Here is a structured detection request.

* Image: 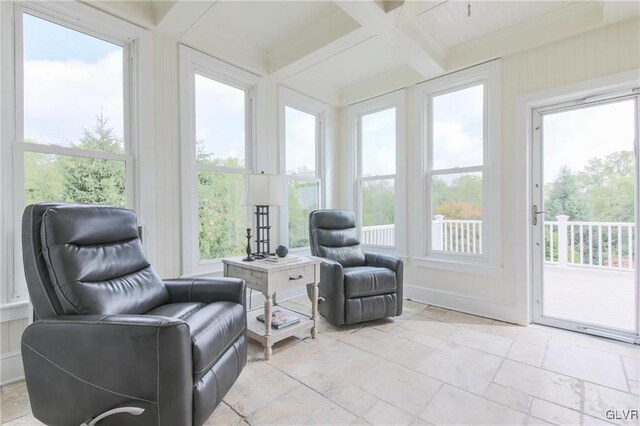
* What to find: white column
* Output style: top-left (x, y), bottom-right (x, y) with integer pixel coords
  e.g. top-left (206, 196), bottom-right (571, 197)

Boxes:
top-left (432, 215), bottom-right (444, 251)
top-left (556, 215), bottom-right (569, 268)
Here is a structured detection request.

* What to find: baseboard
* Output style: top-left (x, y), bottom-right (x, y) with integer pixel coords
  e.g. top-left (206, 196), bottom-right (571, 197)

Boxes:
top-left (1, 351), bottom-right (25, 386)
top-left (404, 284), bottom-right (526, 325)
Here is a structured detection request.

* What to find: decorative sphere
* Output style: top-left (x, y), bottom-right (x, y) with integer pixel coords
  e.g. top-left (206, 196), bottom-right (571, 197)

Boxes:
top-left (275, 245), bottom-right (289, 258)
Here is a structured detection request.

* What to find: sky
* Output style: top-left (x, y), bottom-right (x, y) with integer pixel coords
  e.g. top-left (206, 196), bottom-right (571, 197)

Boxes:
top-left (362, 107), bottom-right (396, 176)
top-left (285, 106), bottom-right (315, 177)
top-left (23, 13), bottom-right (124, 147)
top-left (542, 99), bottom-right (635, 184)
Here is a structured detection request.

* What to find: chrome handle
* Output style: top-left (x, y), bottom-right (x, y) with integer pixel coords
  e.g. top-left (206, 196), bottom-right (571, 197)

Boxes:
top-left (289, 275), bottom-right (303, 280)
top-left (532, 204), bottom-right (548, 226)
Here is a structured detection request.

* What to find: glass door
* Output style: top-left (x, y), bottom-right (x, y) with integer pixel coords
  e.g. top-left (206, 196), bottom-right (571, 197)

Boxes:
top-left (532, 94), bottom-right (639, 342)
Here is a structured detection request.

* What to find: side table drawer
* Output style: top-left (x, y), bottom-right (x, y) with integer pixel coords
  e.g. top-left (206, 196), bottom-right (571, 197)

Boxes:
top-left (226, 264), bottom-right (267, 288)
top-left (269, 264), bottom-right (316, 290)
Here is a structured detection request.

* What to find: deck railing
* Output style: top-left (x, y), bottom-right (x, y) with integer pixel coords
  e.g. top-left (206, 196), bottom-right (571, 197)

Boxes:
top-left (545, 215), bottom-right (635, 270)
top-left (361, 215), bottom-right (636, 271)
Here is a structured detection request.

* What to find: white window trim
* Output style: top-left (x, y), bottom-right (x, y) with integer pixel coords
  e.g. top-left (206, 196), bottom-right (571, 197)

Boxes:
top-left (415, 60), bottom-right (502, 275)
top-left (279, 86), bottom-right (327, 253)
top-left (0, 1), bottom-right (151, 306)
top-left (179, 45), bottom-right (259, 276)
top-left (347, 90), bottom-right (407, 257)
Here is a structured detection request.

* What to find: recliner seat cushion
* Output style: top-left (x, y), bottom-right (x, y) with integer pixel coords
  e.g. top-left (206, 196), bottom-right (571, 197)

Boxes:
top-left (39, 204), bottom-right (169, 315)
top-left (182, 302), bottom-right (246, 380)
top-left (145, 302), bottom-right (205, 320)
top-left (344, 266), bottom-right (396, 298)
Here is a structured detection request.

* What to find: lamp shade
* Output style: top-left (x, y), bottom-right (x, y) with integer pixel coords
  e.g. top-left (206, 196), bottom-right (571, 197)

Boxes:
top-left (241, 172), bottom-right (283, 206)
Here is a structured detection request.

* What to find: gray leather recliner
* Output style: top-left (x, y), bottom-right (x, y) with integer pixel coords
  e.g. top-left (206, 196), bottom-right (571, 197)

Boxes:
top-left (308, 209), bottom-right (403, 325)
top-left (20, 203), bottom-right (247, 426)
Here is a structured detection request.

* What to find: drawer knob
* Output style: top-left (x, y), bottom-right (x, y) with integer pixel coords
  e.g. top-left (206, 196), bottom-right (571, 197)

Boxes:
top-left (289, 274), bottom-right (303, 280)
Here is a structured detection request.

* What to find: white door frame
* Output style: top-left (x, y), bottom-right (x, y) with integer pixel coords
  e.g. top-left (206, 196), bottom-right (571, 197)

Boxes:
top-left (531, 91), bottom-right (640, 344)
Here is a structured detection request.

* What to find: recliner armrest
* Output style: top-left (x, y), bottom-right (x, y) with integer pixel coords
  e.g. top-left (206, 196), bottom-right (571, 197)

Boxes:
top-left (163, 277), bottom-right (246, 306)
top-left (21, 315), bottom-right (193, 425)
top-left (365, 252), bottom-right (402, 272)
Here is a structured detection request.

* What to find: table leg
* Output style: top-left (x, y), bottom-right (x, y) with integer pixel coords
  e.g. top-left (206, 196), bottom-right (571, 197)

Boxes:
top-left (264, 294), bottom-right (273, 360)
top-left (311, 269), bottom-right (319, 339)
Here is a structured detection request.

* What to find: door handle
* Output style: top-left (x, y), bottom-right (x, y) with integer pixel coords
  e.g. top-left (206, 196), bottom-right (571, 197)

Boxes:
top-left (532, 204), bottom-right (548, 226)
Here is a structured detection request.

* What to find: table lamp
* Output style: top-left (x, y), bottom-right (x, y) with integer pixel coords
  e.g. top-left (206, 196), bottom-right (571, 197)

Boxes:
top-left (241, 171), bottom-right (283, 258)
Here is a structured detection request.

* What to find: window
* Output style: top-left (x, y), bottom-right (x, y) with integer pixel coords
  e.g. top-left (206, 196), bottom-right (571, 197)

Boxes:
top-left (1, 4), bottom-right (142, 305)
top-left (349, 91), bottom-right (405, 250)
top-left (20, 11), bottom-right (132, 208)
top-left (281, 89), bottom-right (325, 249)
top-left (420, 60), bottom-right (501, 270)
top-left (180, 46), bottom-right (257, 274)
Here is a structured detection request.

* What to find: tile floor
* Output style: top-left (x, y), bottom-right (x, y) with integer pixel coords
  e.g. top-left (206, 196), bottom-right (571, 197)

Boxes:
top-left (1, 299), bottom-right (639, 425)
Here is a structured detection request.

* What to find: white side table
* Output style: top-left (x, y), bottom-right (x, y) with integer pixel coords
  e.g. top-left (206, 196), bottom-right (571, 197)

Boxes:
top-left (222, 256), bottom-right (321, 360)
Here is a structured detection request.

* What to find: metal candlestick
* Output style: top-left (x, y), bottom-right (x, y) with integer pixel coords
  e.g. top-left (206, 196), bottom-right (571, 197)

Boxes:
top-left (243, 228), bottom-right (254, 261)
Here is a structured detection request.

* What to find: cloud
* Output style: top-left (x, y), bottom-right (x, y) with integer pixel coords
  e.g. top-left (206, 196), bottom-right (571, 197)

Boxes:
top-left (24, 51), bottom-right (124, 146)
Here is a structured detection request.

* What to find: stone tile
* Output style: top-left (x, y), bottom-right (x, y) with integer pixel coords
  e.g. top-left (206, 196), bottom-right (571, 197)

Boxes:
top-left (400, 317), bottom-right (458, 340)
top-left (382, 339), bottom-right (435, 368)
top-left (247, 385), bottom-right (357, 425)
top-left (622, 356), bottom-right (640, 382)
top-left (584, 382), bottom-right (640, 425)
top-left (401, 300), bottom-right (429, 317)
top-left (441, 310), bottom-right (494, 332)
top-left (324, 385), bottom-right (378, 417)
top-left (0, 381), bottom-right (31, 423)
top-left (582, 414), bottom-right (618, 426)
top-left (270, 340), bottom-right (380, 395)
top-left (525, 417), bottom-right (554, 425)
top-left (529, 399), bottom-right (581, 425)
top-left (203, 402), bottom-right (246, 426)
top-left (2, 414), bottom-right (44, 425)
top-left (419, 385), bottom-right (526, 425)
top-left (493, 360), bottom-right (582, 410)
top-left (506, 340), bottom-right (546, 367)
top-left (543, 341), bottom-right (628, 391)
top-left (488, 323), bottom-right (550, 347)
top-left (483, 383), bottom-right (532, 413)
top-left (415, 342), bottom-right (502, 395)
top-left (628, 380), bottom-right (640, 396)
top-left (339, 326), bottom-right (405, 357)
top-left (416, 306), bottom-right (449, 321)
top-left (356, 360), bottom-right (442, 416)
top-left (370, 317), bottom-right (406, 333)
top-left (363, 399), bottom-right (415, 426)
top-left (447, 327), bottom-right (514, 356)
top-left (548, 329), bottom-right (640, 358)
top-left (386, 324), bottom-right (421, 340)
top-left (223, 363), bottom-right (301, 417)
top-left (410, 333), bottom-right (444, 349)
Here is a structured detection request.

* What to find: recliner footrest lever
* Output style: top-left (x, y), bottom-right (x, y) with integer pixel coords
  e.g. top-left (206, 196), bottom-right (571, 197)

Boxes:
top-left (80, 407), bottom-right (145, 426)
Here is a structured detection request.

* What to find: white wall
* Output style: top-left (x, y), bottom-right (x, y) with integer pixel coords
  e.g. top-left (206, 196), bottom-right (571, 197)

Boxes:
top-left (400, 18), bottom-right (640, 325)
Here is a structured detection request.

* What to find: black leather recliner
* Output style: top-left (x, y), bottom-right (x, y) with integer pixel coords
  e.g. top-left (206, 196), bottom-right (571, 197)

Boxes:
top-left (20, 203), bottom-right (247, 426)
top-left (308, 209), bottom-right (403, 325)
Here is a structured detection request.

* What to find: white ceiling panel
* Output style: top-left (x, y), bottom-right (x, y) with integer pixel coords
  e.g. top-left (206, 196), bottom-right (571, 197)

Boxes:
top-left (300, 35), bottom-right (407, 89)
top-left (417, 1), bottom-right (575, 49)
top-left (187, 1), bottom-right (345, 54)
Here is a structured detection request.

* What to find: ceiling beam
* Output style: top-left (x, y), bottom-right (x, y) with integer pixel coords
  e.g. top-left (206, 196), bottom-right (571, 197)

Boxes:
top-left (154, 0), bottom-right (217, 39)
top-left (333, 0), bottom-right (444, 78)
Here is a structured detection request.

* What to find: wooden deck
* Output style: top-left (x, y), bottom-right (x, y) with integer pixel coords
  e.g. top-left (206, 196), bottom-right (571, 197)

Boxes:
top-left (543, 264), bottom-right (637, 332)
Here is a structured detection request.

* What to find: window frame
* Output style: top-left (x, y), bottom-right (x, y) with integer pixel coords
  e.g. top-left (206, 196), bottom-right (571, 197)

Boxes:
top-left (0, 1), bottom-right (149, 306)
top-left (348, 90), bottom-right (406, 255)
top-left (279, 86), bottom-right (327, 252)
top-left (179, 45), bottom-right (258, 276)
top-left (417, 60), bottom-right (502, 274)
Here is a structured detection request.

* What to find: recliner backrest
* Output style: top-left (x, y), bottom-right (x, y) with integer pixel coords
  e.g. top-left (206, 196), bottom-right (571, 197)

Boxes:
top-left (308, 209), bottom-right (366, 267)
top-left (23, 203), bottom-right (168, 317)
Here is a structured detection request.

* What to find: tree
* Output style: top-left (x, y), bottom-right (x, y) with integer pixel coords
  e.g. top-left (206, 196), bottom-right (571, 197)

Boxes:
top-left (432, 174), bottom-right (482, 219)
top-left (545, 166), bottom-right (587, 221)
top-left (62, 113), bottom-right (126, 207)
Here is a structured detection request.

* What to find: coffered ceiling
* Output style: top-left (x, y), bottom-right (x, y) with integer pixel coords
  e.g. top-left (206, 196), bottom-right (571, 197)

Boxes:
top-left (88, 0), bottom-right (640, 105)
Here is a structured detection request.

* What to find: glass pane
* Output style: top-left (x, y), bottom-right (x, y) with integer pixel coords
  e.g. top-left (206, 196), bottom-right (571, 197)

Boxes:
top-left (198, 171), bottom-right (245, 260)
top-left (195, 74), bottom-right (245, 168)
top-left (285, 107), bottom-right (316, 178)
top-left (25, 152), bottom-right (125, 207)
top-left (541, 99), bottom-right (637, 332)
top-left (431, 172), bottom-right (483, 254)
top-left (361, 178), bottom-right (394, 246)
top-left (23, 13), bottom-right (124, 152)
top-left (288, 180), bottom-right (319, 248)
top-left (432, 84), bottom-right (483, 170)
top-left (362, 108), bottom-right (396, 176)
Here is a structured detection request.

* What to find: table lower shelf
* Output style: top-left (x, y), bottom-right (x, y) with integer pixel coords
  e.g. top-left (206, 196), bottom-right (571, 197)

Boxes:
top-left (246, 305), bottom-right (315, 347)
